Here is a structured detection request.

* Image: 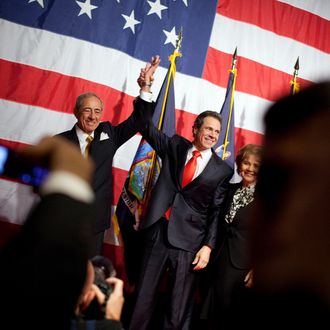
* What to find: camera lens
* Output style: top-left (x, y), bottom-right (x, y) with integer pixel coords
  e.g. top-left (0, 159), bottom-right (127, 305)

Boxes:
top-left (93, 266), bottom-right (112, 298)
top-left (91, 255), bottom-right (116, 278)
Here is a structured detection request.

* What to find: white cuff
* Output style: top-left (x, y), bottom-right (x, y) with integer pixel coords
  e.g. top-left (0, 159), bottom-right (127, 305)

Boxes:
top-left (40, 171), bottom-right (94, 203)
top-left (140, 90), bottom-right (153, 102)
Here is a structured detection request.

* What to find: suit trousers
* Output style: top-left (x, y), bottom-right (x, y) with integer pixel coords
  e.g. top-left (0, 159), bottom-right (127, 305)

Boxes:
top-left (129, 218), bottom-right (198, 330)
top-left (202, 242), bottom-right (248, 330)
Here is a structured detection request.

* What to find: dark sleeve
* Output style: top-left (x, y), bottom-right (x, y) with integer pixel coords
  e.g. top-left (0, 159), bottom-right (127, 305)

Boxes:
top-left (136, 98), bottom-right (172, 159)
top-left (95, 319), bottom-right (123, 330)
top-left (0, 193), bottom-right (94, 265)
top-left (71, 319), bottom-right (123, 330)
top-left (203, 166), bottom-right (233, 249)
top-left (112, 96), bottom-right (155, 148)
top-left (22, 193), bottom-right (94, 256)
top-left (0, 193), bottom-right (95, 327)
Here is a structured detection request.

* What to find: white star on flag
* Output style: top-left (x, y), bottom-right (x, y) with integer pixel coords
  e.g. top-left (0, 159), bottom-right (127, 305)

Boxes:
top-left (147, 0), bottom-right (168, 19)
top-left (122, 10), bottom-right (141, 34)
top-left (28, 0), bottom-right (44, 8)
top-left (163, 26), bottom-right (177, 47)
top-left (76, 0), bottom-right (98, 19)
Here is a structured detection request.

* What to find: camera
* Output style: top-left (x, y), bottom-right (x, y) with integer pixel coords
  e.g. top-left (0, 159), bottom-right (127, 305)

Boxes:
top-left (0, 144), bottom-right (48, 187)
top-left (92, 255), bottom-right (116, 298)
top-left (81, 255), bottom-right (116, 320)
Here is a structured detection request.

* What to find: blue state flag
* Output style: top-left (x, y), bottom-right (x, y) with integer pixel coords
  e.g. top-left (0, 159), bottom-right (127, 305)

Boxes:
top-left (214, 70), bottom-right (236, 169)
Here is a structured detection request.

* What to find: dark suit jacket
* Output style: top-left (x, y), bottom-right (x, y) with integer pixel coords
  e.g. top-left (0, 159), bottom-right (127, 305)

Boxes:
top-left (214, 182), bottom-right (255, 269)
top-left (139, 101), bottom-right (233, 253)
top-left (71, 318), bottom-right (123, 330)
top-left (58, 99), bottom-right (149, 233)
top-left (0, 193), bottom-right (94, 329)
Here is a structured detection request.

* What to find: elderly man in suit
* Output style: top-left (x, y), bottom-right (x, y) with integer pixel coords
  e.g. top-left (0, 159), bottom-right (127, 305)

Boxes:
top-left (57, 67), bottom-right (159, 255)
top-left (129, 57), bottom-right (234, 330)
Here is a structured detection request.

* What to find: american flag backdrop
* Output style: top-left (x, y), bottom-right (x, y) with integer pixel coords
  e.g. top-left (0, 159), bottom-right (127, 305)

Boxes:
top-left (0, 1), bottom-right (330, 251)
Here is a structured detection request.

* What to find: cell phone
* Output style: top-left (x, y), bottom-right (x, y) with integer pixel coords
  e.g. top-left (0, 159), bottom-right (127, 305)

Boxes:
top-left (0, 145), bottom-right (49, 187)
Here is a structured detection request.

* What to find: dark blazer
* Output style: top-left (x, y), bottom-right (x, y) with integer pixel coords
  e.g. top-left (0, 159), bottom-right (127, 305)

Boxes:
top-left (58, 100), bottom-right (149, 233)
top-left (71, 318), bottom-right (123, 330)
top-left (0, 193), bottom-right (94, 330)
top-left (214, 182), bottom-right (255, 269)
top-left (140, 102), bottom-right (233, 253)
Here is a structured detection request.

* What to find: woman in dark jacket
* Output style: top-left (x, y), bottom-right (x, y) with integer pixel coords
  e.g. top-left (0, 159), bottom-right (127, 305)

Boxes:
top-left (200, 144), bottom-right (263, 330)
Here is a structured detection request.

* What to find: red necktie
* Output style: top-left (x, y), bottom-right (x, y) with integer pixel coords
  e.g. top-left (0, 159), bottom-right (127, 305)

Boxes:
top-left (181, 150), bottom-right (201, 188)
top-left (165, 150), bottom-right (201, 220)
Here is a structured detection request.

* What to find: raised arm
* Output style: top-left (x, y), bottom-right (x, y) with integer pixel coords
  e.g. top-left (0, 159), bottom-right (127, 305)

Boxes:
top-left (111, 55), bottom-right (161, 148)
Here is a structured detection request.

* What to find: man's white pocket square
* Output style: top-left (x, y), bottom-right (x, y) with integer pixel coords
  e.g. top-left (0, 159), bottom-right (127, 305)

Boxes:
top-left (100, 132), bottom-right (109, 141)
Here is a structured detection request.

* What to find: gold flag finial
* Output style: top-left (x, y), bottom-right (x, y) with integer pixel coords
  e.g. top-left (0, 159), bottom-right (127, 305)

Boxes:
top-left (175, 28), bottom-right (183, 53)
top-left (293, 56), bottom-right (300, 79)
top-left (290, 56), bottom-right (300, 95)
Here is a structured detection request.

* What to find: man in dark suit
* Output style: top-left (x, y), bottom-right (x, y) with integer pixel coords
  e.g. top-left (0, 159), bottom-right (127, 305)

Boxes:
top-left (57, 86), bottom-right (158, 255)
top-left (0, 136), bottom-right (93, 329)
top-left (129, 58), bottom-right (234, 330)
top-left (0, 136), bottom-right (126, 330)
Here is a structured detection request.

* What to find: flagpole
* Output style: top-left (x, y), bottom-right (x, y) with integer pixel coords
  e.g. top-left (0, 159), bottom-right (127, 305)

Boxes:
top-left (290, 57), bottom-right (300, 95)
top-left (222, 47), bottom-right (237, 160)
top-left (157, 30), bottom-right (182, 130)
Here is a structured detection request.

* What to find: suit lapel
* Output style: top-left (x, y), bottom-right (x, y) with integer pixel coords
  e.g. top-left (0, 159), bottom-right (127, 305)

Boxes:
top-left (177, 142), bottom-right (191, 187)
top-left (190, 153), bottom-right (218, 186)
top-left (88, 125), bottom-right (103, 157)
top-left (93, 126), bottom-right (102, 142)
top-left (223, 183), bottom-right (241, 214)
top-left (182, 152), bottom-right (223, 188)
top-left (67, 127), bottom-right (80, 146)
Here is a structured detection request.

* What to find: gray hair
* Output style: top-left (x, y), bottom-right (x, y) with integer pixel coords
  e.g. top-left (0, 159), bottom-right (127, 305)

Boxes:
top-left (74, 92), bottom-right (103, 115)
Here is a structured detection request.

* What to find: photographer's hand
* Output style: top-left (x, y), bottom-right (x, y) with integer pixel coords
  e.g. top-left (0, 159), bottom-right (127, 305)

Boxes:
top-left (104, 277), bottom-right (125, 321)
top-left (18, 136), bottom-right (94, 183)
top-left (86, 277), bottom-right (124, 321)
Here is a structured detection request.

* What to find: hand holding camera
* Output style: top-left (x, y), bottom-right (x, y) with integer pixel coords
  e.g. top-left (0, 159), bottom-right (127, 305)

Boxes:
top-left (0, 136), bottom-right (94, 186)
top-left (102, 277), bottom-right (125, 321)
top-left (87, 278), bottom-right (124, 321)
top-left (79, 256), bottom-right (124, 321)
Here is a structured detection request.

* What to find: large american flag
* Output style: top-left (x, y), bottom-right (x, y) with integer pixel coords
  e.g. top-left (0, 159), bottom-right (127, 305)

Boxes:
top-left (0, 0), bottom-right (329, 248)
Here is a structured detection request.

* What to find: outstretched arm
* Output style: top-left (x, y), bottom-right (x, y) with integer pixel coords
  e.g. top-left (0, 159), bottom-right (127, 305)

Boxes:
top-left (111, 55), bottom-right (161, 148)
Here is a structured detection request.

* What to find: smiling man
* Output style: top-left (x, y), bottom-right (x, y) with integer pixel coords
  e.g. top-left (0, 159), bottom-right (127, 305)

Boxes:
top-left (129, 58), bottom-right (234, 330)
top-left (57, 91), bottom-right (152, 256)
